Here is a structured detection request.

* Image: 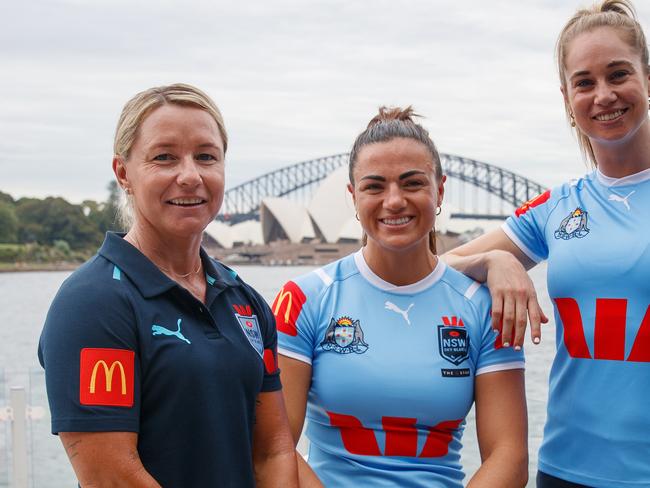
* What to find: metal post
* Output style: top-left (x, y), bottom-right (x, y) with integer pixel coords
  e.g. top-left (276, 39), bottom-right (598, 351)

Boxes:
top-left (10, 387), bottom-right (28, 488)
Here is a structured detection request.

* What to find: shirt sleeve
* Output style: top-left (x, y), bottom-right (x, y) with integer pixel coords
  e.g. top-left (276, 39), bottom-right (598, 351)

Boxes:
top-left (248, 287), bottom-right (283, 393)
top-left (272, 279), bottom-right (318, 365)
top-left (502, 189), bottom-right (553, 263)
top-left (471, 286), bottom-right (525, 376)
top-left (38, 270), bottom-right (141, 434)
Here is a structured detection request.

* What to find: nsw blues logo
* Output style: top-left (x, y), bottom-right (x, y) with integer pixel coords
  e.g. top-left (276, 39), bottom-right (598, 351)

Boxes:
top-left (438, 326), bottom-right (469, 365)
top-left (233, 304), bottom-right (264, 357)
top-left (321, 316), bottom-right (369, 354)
top-left (554, 207), bottom-right (590, 240)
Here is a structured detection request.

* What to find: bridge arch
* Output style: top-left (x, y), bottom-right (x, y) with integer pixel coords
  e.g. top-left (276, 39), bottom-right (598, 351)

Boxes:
top-left (220, 153), bottom-right (546, 222)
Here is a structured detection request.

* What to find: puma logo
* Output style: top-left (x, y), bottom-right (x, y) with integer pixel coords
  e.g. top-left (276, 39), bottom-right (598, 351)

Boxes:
top-left (152, 318), bottom-right (191, 344)
top-left (608, 190), bottom-right (635, 211)
top-left (384, 301), bottom-right (414, 325)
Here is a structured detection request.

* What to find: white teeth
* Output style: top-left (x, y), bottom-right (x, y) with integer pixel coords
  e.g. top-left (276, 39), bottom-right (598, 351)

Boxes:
top-left (382, 217), bottom-right (411, 225)
top-left (595, 109), bottom-right (625, 121)
top-left (170, 198), bottom-right (203, 205)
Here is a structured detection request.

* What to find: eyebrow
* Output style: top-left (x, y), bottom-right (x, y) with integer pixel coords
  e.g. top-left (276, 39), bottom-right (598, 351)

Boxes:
top-left (149, 142), bottom-right (223, 153)
top-left (569, 60), bottom-right (635, 80)
top-left (360, 170), bottom-right (427, 182)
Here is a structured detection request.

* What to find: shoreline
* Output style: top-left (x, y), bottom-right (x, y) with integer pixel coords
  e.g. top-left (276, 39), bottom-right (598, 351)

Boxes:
top-left (1, 234), bottom-right (463, 272)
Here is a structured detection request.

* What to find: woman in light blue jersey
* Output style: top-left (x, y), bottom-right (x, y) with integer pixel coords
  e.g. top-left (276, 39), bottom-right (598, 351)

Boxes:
top-left (273, 107), bottom-right (528, 487)
top-left (445, 1), bottom-right (650, 486)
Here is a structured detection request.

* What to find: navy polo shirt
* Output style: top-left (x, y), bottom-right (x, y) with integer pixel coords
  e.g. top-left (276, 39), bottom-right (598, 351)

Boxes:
top-left (38, 232), bottom-right (281, 488)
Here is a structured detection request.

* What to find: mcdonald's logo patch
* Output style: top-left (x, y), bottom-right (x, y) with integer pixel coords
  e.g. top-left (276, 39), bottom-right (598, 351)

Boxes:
top-left (80, 348), bottom-right (135, 407)
top-left (272, 281), bottom-right (307, 336)
top-left (515, 189), bottom-right (551, 217)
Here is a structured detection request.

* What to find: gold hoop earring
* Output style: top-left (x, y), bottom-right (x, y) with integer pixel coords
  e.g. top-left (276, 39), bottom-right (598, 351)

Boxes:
top-left (436, 206), bottom-right (442, 216)
top-left (355, 212), bottom-right (360, 221)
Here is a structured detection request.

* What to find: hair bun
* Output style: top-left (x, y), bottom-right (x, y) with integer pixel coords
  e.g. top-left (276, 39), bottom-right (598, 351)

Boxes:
top-left (367, 106), bottom-right (420, 128)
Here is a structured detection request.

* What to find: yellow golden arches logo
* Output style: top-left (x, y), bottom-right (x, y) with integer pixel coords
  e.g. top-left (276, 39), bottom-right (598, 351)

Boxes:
top-left (89, 360), bottom-right (127, 395)
top-left (273, 288), bottom-right (293, 323)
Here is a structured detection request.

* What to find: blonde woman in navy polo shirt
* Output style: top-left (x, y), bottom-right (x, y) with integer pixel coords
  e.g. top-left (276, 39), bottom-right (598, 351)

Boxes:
top-left (38, 84), bottom-right (299, 487)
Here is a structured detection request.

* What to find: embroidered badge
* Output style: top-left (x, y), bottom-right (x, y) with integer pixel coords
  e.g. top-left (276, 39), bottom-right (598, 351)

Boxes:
top-left (554, 207), bottom-right (590, 240)
top-left (321, 316), bottom-right (369, 354)
top-left (233, 304), bottom-right (264, 357)
top-left (438, 325), bottom-right (470, 366)
top-left (79, 348), bottom-right (135, 407)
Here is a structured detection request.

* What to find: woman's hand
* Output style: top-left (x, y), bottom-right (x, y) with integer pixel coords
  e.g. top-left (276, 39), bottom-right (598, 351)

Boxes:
top-left (485, 250), bottom-right (548, 348)
top-left (443, 228), bottom-right (548, 348)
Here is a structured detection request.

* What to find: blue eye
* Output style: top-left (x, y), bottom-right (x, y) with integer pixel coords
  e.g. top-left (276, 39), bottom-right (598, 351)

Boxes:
top-left (611, 70), bottom-right (629, 81)
top-left (575, 79), bottom-right (593, 88)
top-left (153, 153), bottom-right (173, 161)
top-left (196, 153), bottom-right (218, 162)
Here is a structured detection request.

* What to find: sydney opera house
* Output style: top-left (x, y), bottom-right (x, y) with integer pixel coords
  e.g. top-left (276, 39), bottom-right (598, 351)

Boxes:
top-left (203, 166), bottom-right (476, 251)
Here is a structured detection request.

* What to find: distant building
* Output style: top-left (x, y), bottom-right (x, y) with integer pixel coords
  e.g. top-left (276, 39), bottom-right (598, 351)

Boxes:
top-left (206, 166), bottom-right (500, 249)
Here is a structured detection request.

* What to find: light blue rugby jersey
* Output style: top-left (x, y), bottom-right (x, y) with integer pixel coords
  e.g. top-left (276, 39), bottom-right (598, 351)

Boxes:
top-left (503, 168), bottom-right (650, 488)
top-left (274, 250), bottom-right (524, 488)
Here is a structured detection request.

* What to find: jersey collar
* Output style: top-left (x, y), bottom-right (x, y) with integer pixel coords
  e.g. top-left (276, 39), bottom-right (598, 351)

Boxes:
top-left (98, 232), bottom-right (239, 298)
top-left (353, 249), bottom-right (446, 294)
top-left (595, 167), bottom-right (650, 187)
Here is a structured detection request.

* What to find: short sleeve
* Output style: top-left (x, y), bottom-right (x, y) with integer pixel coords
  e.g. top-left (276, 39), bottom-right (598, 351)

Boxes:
top-left (38, 270), bottom-right (141, 434)
top-left (272, 280), bottom-right (317, 365)
top-left (502, 189), bottom-right (552, 263)
top-left (471, 287), bottom-right (525, 376)
top-left (248, 287), bottom-right (282, 393)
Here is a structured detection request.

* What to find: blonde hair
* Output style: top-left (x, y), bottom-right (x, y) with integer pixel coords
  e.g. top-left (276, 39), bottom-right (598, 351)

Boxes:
top-left (113, 83), bottom-right (227, 228)
top-left (350, 106), bottom-right (442, 254)
top-left (556, 0), bottom-right (649, 166)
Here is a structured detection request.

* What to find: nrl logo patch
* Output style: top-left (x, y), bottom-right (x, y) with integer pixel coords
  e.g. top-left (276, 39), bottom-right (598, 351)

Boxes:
top-left (321, 316), bottom-right (369, 354)
top-left (235, 312), bottom-right (264, 358)
top-left (554, 207), bottom-right (590, 240)
top-left (438, 326), bottom-right (470, 366)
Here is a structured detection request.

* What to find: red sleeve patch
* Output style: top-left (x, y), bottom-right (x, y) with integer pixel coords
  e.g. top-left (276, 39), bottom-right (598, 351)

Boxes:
top-left (263, 348), bottom-right (278, 374)
top-left (271, 281), bottom-right (307, 337)
top-left (514, 189), bottom-right (551, 217)
top-left (80, 348), bottom-right (135, 407)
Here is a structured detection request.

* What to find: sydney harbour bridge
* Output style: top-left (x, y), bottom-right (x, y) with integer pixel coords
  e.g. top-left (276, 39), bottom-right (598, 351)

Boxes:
top-left (218, 153), bottom-right (546, 224)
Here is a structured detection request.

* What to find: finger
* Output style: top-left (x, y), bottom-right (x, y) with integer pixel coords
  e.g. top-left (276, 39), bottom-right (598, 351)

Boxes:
top-left (528, 298), bottom-right (543, 345)
top-left (513, 291), bottom-right (528, 350)
top-left (500, 295), bottom-right (515, 348)
top-left (490, 292), bottom-right (504, 334)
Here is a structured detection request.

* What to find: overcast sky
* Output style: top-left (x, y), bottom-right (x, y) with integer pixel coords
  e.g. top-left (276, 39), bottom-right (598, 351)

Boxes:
top-left (2, 0), bottom-right (649, 204)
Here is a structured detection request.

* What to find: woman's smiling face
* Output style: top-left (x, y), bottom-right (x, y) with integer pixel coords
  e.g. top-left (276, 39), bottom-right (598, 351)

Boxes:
top-left (349, 137), bottom-right (443, 255)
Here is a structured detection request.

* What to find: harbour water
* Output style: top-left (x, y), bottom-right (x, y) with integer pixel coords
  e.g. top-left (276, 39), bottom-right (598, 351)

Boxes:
top-left (0, 263), bottom-right (555, 487)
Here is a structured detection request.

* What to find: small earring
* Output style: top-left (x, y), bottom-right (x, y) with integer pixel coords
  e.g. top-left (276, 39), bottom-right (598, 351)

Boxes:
top-left (355, 212), bottom-right (360, 221)
top-left (436, 206), bottom-right (442, 216)
top-left (570, 112), bottom-right (576, 127)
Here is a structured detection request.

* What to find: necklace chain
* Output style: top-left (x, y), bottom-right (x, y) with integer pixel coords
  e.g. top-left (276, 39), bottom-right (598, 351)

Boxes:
top-left (130, 233), bottom-right (202, 279)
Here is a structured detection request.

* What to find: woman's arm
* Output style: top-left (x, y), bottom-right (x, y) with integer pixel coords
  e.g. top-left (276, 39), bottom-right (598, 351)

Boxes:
top-left (59, 432), bottom-right (161, 487)
top-left (279, 355), bottom-right (325, 488)
top-left (467, 369), bottom-right (528, 488)
top-left (252, 390), bottom-right (300, 488)
top-left (443, 228), bottom-right (548, 347)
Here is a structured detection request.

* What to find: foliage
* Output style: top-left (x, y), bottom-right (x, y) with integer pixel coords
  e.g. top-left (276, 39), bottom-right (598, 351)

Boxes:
top-left (0, 202), bottom-right (18, 243)
top-left (0, 182), bottom-right (125, 261)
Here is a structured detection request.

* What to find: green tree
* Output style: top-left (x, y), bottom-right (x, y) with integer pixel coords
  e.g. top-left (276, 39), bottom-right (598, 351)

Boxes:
top-left (15, 197), bottom-right (103, 250)
top-left (0, 202), bottom-right (18, 243)
top-left (0, 190), bottom-right (14, 205)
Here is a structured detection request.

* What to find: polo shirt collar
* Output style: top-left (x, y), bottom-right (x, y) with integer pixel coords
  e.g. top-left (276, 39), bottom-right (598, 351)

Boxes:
top-left (98, 232), bottom-right (239, 298)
